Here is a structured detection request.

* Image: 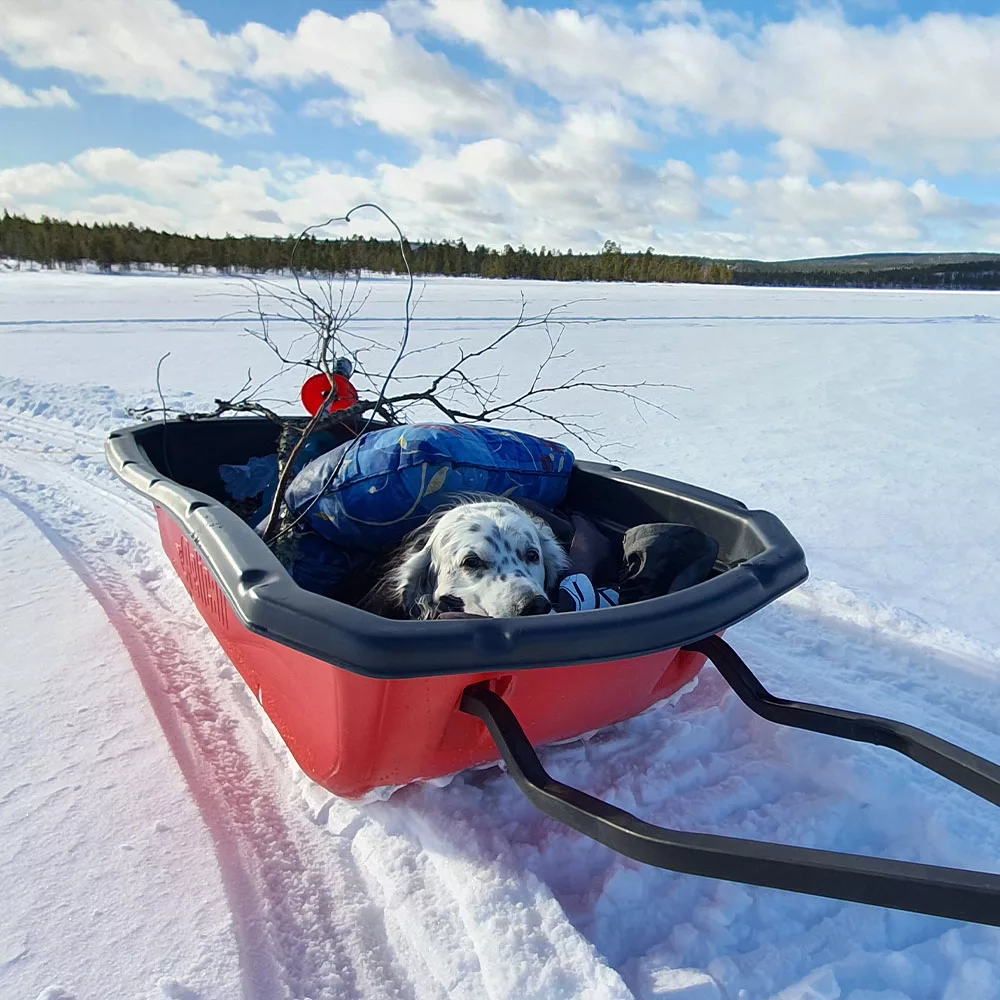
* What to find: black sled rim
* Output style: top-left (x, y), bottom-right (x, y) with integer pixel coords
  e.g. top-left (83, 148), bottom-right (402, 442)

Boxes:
top-left (460, 635), bottom-right (1000, 926)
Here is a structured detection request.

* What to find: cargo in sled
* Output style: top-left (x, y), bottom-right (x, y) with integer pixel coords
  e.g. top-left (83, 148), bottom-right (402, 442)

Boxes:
top-left (105, 415), bottom-right (1000, 928)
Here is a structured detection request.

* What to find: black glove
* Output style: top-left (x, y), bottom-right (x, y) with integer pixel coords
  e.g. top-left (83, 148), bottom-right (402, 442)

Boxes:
top-left (619, 524), bottom-right (719, 604)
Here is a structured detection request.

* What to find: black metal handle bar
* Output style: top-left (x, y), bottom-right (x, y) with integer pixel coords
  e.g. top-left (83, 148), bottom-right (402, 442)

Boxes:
top-left (460, 635), bottom-right (1000, 926)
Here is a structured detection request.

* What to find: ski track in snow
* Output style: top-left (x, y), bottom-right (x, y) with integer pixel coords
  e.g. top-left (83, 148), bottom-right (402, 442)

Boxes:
top-left (1, 311), bottom-right (999, 329)
top-left (0, 435), bottom-right (402, 1000)
top-left (2, 364), bottom-right (1000, 998)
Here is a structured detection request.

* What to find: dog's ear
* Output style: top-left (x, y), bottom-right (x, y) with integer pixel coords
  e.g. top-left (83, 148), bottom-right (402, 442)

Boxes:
top-left (534, 517), bottom-right (571, 592)
top-left (358, 518), bottom-right (439, 619)
top-left (392, 525), bottom-right (438, 619)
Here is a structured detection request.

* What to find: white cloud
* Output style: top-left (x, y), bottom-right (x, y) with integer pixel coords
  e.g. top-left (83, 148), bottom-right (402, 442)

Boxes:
top-left (300, 97), bottom-right (353, 128)
top-left (61, 193), bottom-right (190, 232)
top-left (1, 2), bottom-right (526, 141)
top-left (910, 178), bottom-right (948, 215)
top-left (734, 175), bottom-right (921, 231)
top-left (698, 170), bottom-right (1000, 256)
top-left (637, 0), bottom-right (753, 32)
top-left (710, 149), bottom-right (742, 174)
top-left (5, 0), bottom-right (1000, 179)
top-left (8, 0), bottom-right (999, 177)
top-left (0, 147), bottom-right (379, 241)
top-left (0, 74), bottom-right (75, 108)
top-left (0, 0), bottom-right (261, 132)
top-left (68, 147), bottom-right (286, 234)
top-left (6, 142), bottom-right (1000, 260)
top-left (705, 172), bottom-right (751, 203)
top-left (770, 138), bottom-right (826, 178)
top-left (0, 0), bottom-right (243, 99)
top-left (2, 134), bottom-right (689, 250)
top-left (411, 0), bottom-right (747, 114)
top-left (74, 148), bottom-right (225, 194)
top-left (745, 11), bottom-right (1000, 168)
top-left (0, 2), bottom-right (529, 141)
top-left (0, 161), bottom-right (82, 200)
top-left (193, 90), bottom-right (276, 137)
top-left (241, 9), bottom-right (527, 143)
top-left (412, 0), bottom-right (1000, 172)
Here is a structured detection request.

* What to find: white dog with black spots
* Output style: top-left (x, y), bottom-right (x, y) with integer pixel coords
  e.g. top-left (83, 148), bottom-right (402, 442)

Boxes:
top-left (363, 498), bottom-right (570, 619)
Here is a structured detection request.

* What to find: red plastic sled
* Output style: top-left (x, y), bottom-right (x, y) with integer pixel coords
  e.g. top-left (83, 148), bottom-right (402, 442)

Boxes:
top-left (159, 506), bottom-right (706, 795)
top-left (106, 415), bottom-right (1000, 927)
top-left (106, 416), bottom-right (804, 795)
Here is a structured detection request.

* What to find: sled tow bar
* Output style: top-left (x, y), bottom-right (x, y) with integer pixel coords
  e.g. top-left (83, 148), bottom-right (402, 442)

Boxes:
top-left (460, 634), bottom-right (1000, 926)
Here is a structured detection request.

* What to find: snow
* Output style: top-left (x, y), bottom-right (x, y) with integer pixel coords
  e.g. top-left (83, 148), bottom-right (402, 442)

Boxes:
top-left (0, 497), bottom-right (242, 998)
top-left (1, 269), bottom-right (999, 999)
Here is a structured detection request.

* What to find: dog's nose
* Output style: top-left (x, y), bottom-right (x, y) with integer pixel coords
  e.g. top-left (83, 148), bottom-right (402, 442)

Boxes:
top-left (518, 595), bottom-right (552, 616)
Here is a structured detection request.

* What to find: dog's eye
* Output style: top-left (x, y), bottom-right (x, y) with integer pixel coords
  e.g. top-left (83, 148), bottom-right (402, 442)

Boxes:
top-left (462, 553), bottom-right (486, 571)
top-left (524, 548), bottom-right (540, 564)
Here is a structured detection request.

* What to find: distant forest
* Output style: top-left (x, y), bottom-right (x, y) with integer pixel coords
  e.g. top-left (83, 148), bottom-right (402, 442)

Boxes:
top-left (3, 211), bottom-right (1000, 290)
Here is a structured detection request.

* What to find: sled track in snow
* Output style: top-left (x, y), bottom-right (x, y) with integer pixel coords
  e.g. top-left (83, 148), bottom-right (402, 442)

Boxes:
top-left (2, 312), bottom-right (999, 329)
top-left (4, 387), bottom-right (1000, 999)
top-left (0, 449), bottom-right (422, 999)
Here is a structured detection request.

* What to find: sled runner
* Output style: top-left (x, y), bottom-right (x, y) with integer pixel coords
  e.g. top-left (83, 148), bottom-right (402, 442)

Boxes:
top-left (106, 414), bottom-right (1000, 927)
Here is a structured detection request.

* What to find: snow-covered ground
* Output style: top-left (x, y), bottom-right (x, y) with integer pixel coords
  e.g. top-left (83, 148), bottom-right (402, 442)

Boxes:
top-left (1, 269), bottom-right (999, 1000)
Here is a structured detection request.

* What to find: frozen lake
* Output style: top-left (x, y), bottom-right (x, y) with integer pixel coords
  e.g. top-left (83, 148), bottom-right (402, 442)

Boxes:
top-left (2, 268), bottom-right (999, 999)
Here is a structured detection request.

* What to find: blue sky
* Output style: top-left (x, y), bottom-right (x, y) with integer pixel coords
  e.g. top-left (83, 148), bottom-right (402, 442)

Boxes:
top-left (2, 0), bottom-right (999, 259)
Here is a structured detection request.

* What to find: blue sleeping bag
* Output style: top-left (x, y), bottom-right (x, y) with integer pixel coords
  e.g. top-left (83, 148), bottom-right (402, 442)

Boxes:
top-left (286, 423), bottom-right (574, 550)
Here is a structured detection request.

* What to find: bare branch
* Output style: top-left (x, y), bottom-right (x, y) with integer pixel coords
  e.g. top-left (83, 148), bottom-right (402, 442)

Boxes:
top-left (140, 203), bottom-right (686, 553)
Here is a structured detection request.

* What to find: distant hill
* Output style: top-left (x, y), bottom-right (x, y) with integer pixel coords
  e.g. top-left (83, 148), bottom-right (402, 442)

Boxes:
top-left (730, 251), bottom-right (1000, 289)
top-left (3, 210), bottom-right (1000, 290)
top-left (741, 251), bottom-right (1000, 270)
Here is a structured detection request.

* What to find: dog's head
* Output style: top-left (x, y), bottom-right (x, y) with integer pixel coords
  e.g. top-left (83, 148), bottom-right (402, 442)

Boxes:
top-left (368, 499), bottom-right (570, 620)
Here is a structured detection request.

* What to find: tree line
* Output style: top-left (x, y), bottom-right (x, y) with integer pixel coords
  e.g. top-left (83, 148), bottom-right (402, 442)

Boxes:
top-left (0, 212), bottom-right (731, 284)
top-left (3, 210), bottom-right (999, 289)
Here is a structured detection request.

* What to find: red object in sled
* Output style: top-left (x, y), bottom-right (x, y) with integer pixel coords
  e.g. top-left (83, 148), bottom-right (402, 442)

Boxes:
top-left (301, 372), bottom-right (359, 416)
top-left (157, 507), bottom-right (706, 796)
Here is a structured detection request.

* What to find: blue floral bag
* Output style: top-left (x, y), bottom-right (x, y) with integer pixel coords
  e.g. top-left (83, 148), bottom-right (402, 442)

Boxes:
top-left (286, 423), bottom-right (574, 550)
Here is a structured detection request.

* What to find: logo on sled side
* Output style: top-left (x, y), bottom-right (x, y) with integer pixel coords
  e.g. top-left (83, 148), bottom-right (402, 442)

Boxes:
top-left (176, 535), bottom-right (230, 629)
